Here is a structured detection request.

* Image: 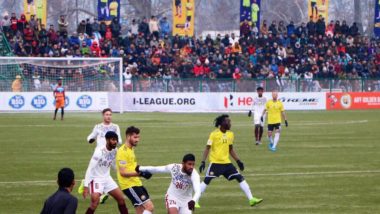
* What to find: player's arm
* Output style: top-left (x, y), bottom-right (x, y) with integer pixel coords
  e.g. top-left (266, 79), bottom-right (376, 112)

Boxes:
top-left (281, 103), bottom-right (288, 127)
top-left (83, 150), bottom-right (100, 198)
top-left (138, 164), bottom-right (172, 174)
top-left (229, 145), bottom-right (245, 171)
top-left (116, 125), bottom-right (122, 145)
top-left (118, 165), bottom-right (140, 178)
top-left (87, 125), bottom-right (98, 144)
top-left (191, 169), bottom-right (201, 202)
top-left (62, 90), bottom-right (65, 101)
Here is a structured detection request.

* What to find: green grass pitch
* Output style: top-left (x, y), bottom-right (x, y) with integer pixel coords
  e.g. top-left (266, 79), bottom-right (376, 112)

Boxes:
top-left (0, 110), bottom-right (379, 214)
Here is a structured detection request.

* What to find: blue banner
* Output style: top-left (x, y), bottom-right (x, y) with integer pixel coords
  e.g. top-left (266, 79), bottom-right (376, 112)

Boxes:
top-left (98, 0), bottom-right (121, 24)
top-left (240, 0), bottom-right (261, 35)
top-left (375, 0), bottom-right (380, 37)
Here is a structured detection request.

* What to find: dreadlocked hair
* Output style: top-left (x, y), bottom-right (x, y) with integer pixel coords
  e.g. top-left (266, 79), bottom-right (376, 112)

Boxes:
top-left (214, 114), bottom-right (229, 127)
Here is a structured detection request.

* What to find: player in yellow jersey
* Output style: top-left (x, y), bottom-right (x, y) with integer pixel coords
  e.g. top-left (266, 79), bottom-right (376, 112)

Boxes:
top-left (261, 91), bottom-right (288, 152)
top-left (116, 126), bottom-right (154, 214)
top-left (184, 0), bottom-right (192, 33)
top-left (198, 115), bottom-right (263, 207)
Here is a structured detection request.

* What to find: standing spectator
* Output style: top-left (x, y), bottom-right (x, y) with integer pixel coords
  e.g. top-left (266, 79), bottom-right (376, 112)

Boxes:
top-left (11, 75), bottom-right (22, 92)
top-left (29, 14), bottom-right (38, 30)
top-left (39, 24), bottom-right (48, 43)
top-left (58, 15), bottom-right (69, 37)
top-left (92, 18), bottom-right (100, 38)
top-left (23, 24), bottom-right (34, 43)
top-left (40, 168), bottom-right (78, 214)
top-left (85, 18), bottom-right (92, 37)
top-left (47, 24), bottom-right (58, 44)
top-left (349, 22), bottom-right (359, 37)
top-left (110, 17), bottom-right (121, 38)
top-left (10, 13), bottom-right (18, 35)
top-left (316, 16), bottom-right (326, 36)
top-left (77, 20), bottom-right (86, 34)
top-left (340, 20), bottom-right (349, 36)
top-left (149, 16), bottom-right (159, 39)
top-left (307, 17), bottom-right (316, 36)
top-left (1, 12), bottom-right (10, 34)
top-left (286, 21), bottom-right (295, 36)
top-left (326, 21), bottom-right (335, 37)
top-left (240, 19), bottom-right (251, 38)
top-left (159, 17), bottom-right (170, 38)
top-left (138, 17), bottom-right (150, 37)
top-left (130, 19), bottom-right (138, 36)
top-left (99, 20), bottom-right (107, 37)
top-left (269, 21), bottom-right (277, 36)
top-left (17, 14), bottom-right (28, 34)
top-left (277, 21), bottom-right (286, 36)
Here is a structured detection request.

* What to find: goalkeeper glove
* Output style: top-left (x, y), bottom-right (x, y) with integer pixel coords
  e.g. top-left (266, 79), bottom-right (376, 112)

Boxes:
top-left (89, 139), bottom-right (95, 144)
top-left (248, 110), bottom-right (252, 117)
top-left (139, 171), bottom-right (152, 179)
top-left (236, 160), bottom-right (244, 171)
top-left (188, 200), bottom-right (195, 211)
top-left (285, 120), bottom-right (288, 127)
top-left (199, 161), bottom-right (205, 173)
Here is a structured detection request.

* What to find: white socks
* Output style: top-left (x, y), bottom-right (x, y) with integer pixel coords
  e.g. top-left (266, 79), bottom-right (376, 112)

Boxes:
top-left (273, 133), bottom-right (280, 148)
top-left (268, 135), bottom-right (273, 144)
top-left (239, 180), bottom-right (253, 200)
top-left (200, 182), bottom-right (208, 193)
top-left (143, 211), bottom-right (152, 214)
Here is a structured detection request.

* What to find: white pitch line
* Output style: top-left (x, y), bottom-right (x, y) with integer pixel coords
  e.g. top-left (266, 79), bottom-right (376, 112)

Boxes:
top-left (0, 170), bottom-right (379, 185)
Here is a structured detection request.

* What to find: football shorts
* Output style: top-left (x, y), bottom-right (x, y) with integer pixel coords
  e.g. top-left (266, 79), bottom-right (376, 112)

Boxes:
top-left (165, 194), bottom-right (192, 214)
top-left (268, 123), bottom-right (281, 131)
top-left (205, 163), bottom-right (240, 181)
top-left (123, 186), bottom-right (151, 207)
top-left (88, 176), bottom-right (118, 195)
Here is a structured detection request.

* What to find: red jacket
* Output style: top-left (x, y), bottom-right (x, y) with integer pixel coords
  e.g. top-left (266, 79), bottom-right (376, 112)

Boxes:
top-left (193, 65), bottom-right (204, 77)
top-left (10, 17), bottom-right (18, 31)
top-left (90, 42), bottom-right (101, 57)
top-left (23, 27), bottom-right (34, 42)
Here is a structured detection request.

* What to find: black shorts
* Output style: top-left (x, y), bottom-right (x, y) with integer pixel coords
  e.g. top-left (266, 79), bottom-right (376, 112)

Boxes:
top-left (206, 163), bottom-right (240, 180)
top-left (27, 0), bottom-right (34, 4)
top-left (123, 186), bottom-right (150, 207)
top-left (268, 123), bottom-right (281, 131)
top-left (175, 0), bottom-right (181, 7)
top-left (186, 16), bottom-right (192, 22)
top-left (311, 2), bottom-right (317, 8)
top-left (100, 2), bottom-right (107, 7)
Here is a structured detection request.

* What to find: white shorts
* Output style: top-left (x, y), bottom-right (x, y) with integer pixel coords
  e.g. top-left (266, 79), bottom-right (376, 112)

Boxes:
top-left (253, 112), bottom-right (265, 126)
top-left (165, 194), bottom-right (192, 214)
top-left (88, 176), bottom-right (118, 195)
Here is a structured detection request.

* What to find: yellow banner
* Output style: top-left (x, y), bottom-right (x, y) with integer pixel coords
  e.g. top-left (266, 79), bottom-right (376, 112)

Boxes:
top-left (24, 0), bottom-right (47, 26)
top-left (308, 0), bottom-right (329, 22)
top-left (172, 0), bottom-right (195, 36)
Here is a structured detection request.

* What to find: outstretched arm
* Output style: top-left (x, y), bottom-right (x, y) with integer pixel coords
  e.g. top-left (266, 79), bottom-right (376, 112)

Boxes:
top-left (191, 170), bottom-right (201, 202)
top-left (229, 145), bottom-right (240, 162)
top-left (139, 164), bottom-right (172, 174)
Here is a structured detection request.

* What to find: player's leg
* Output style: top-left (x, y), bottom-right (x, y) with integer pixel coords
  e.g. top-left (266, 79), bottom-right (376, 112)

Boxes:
top-left (60, 107), bottom-right (64, 120)
top-left (223, 164), bottom-right (263, 206)
top-left (108, 188), bottom-right (128, 214)
top-left (86, 192), bottom-right (101, 213)
top-left (166, 194), bottom-right (180, 214)
top-left (200, 163), bottom-right (219, 194)
top-left (272, 124), bottom-right (281, 150)
top-left (53, 108), bottom-right (58, 120)
top-left (258, 124), bottom-right (264, 142)
top-left (267, 124), bottom-right (274, 148)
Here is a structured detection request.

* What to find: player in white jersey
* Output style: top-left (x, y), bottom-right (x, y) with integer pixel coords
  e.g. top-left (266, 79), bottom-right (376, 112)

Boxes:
top-left (87, 108), bottom-right (122, 148)
top-left (82, 131), bottom-right (128, 214)
top-left (248, 87), bottom-right (267, 145)
top-left (136, 154), bottom-right (201, 214)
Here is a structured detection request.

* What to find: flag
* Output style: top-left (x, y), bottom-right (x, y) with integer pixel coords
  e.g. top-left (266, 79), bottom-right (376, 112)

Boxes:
top-left (172, 0), bottom-right (195, 36)
top-left (240, 0), bottom-right (261, 32)
top-left (374, 0), bottom-right (380, 37)
top-left (24, 0), bottom-right (47, 26)
top-left (98, 0), bottom-right (121, 25)
top-left (308, 0), bottom-right (329, 23)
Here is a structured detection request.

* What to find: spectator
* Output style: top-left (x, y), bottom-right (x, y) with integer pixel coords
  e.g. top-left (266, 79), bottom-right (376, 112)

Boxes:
top-left (40, 168), bottom-right (77, 214)
top-left (286, 21), bottom-right (295, 37)
top-left (159, 17), bottom-right (170, 38)
top-left (85, 18), bottom-right (92, 37)
top-left (316, 16), bottom-right (326, 36)
top-left (138, 17), bottom-right (150, 37)
top-left (307, 17), bottom-right (316, 36)
top-left (77, 20), bottom-right (86, 34)
top-left (130, 19), bottom-right (138, 36)
top-left (149, 16), bottom-right (159, 39)
top-left (349, 22), bottom-right (359, 37)
top-left (240, 19), bottom-right (251, 37)
top-left (17, 14), bottom-right (28, 34)
top-left (10, 13), bottom-right (18, 35)
top-left (11, 75), bottom-right (22, 92)
top-left (110, 17), bottom-right (121, 38)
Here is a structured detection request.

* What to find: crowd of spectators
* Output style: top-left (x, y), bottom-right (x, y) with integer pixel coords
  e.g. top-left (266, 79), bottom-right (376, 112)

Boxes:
top-left (1, 12), bottom-right (380, 91)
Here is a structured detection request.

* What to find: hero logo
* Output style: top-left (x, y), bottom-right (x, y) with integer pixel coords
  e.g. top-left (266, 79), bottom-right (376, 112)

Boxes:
top-left (9, 95), bottom-right (25, 109)
top-left (278, 97), bottom-right (319, 105)
top-left (53, 96), bottom-right (70, 108)
top-left (77, 95), bottom-right (92, 108)
top-left (224, 95), bottom-right (253, 108)
top-left (31, 95), bottom-right (47, 109)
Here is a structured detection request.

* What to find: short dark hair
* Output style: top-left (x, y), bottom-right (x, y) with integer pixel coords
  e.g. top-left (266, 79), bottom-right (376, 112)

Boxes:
top-left (102, 108), bottom-right (112, 114)
top-left (58, 168), bottom-right (74, 188)
top-left (125, 126), bottom-right (140, 136)
top-left (182, 153), bottom-right (195, 162)
top-left (257, 86), bottom-right (264, 91)
top-left (214, 114), bottom-right (229, 127)
top-left (105, 131), bottom-right (118, 140)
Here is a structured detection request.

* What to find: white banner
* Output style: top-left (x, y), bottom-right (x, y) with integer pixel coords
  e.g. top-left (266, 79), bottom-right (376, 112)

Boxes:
top-left (109, 92), bottom-right (326, 112)
top-left (0, 92), bottom-right (109, 111)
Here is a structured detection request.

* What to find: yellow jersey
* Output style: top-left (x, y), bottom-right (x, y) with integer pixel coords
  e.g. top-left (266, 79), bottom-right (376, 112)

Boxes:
top-left (116, 144), bottom-right (142, 190)
top-left (186, 3), bottom-right (193, 16)
top-left (109, 2), bottom-right (119, 16)
top-left (207, 129), bottom-right (234, 164)
top-left (265, 100), bottom-right (284, 124)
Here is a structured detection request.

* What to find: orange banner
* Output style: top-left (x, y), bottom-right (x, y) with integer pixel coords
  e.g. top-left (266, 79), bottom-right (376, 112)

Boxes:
top-left (326, 92), bottom-right (380, 110)
top-left (308, 0), bottom-right (329, 22)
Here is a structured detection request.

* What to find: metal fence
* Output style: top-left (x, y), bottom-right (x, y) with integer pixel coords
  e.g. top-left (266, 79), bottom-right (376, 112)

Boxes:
top-left (2, 77), bottom-right (380, 93)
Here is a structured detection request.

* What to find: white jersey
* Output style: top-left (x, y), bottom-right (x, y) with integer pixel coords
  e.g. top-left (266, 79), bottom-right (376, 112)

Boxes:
top-left (84, 146), bottom-right (117, 187)
top-left (140, 164), bottom-right (201, 202)
top-left (87, 123), bottom-right (122, 148)
top-left (252, 96), bottom-right (267, 124)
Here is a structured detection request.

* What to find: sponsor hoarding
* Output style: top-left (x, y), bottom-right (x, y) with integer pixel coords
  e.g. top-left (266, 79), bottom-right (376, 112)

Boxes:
top-left (326, 92), bottom-right (380, 110)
